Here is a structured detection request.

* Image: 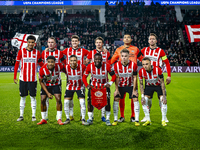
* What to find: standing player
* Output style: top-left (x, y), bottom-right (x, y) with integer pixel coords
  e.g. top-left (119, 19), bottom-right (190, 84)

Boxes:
top-left (111, 33), bottom-right (142, 123)
top-left (139, 57), bottom-right (168, 126)
top-left (86, 36), bottom-right (111, 122)
top-left (42, 37), bottom-right (66, 120)
top-left (37, 56), bottom-right (64, 125)
top-left (87, 37), bottom-right (111, 64)
top-left (112, 49), bottom-right (140, 126)
top-left (82, 53), bottom-right (116, 126)
top-left (63, 55), bottom-right (88, 125)
top-left (14, 35), bottom-right (43, 122)
top-left (139, 33), bottom-right (171, 122)
top-left (62, 35), bottom-right (89, 121)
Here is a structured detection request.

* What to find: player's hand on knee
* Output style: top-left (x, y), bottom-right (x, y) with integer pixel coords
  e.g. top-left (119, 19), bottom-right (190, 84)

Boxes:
top-left (162, 96), bottom-right (167, 104)
top-left (14, 79), bottom-right (18, 84)
top-left (47, 93), bottom-right (53, 99)
top-left (166, 76), bottom-right (171, 85)
top-left (114, 90), bottom-right (120, 97)
top-left (132, 90), bottom-right (138, 97)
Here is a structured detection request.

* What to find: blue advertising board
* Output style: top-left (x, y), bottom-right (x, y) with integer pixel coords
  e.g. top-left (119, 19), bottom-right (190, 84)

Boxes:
top-left (0, 0), bottom-right (199, 6)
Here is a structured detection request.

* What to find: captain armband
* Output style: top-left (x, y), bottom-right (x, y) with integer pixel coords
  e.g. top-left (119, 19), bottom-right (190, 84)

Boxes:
top-left (161, 55), bottom-right (167, 60)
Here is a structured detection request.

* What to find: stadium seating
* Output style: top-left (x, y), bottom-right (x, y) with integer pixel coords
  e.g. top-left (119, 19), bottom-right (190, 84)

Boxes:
top-left (0, 3), bottom-right (199, 66)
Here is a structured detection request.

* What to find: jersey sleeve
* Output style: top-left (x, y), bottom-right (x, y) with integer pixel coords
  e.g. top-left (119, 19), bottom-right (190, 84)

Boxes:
top-left (107, 63), bottom-right (115, 76)
top-left (107, 51), bottom-right (111, 65)
top-left (113, 63), bottom-right (118, 75)
top-left (82, 64), bottom-right (91, 87)
top-left (14, 50), bottom-right (22, 79)
top-left (37, 51), bottom-right (44, 67)
top-left (41, 51), bottom-right (45, 62)
top-left (160, 49), bottom-right (171, 77)
top-left (160, 49), bottom-right (167, 59)
top-left (84, 64), bottom-right (91, 76)
top-left (16, 49), bottom-right (22, 61)
top-left (87, 51), bottom-right (92, 60)
top-left (111, 48), bottom-right (119, 64)
top-left (39, 67), bottom-right (44, 79)
top-left (137, 48), bottom-right (144, 62)
top-left (82, 64), bottom-right (86, 73)
top-left (60, 51), bottom-right (66, 65)
top-left (83, 49), bottom-right (89, 56)
top-left (62, 48), bottom-right (67, 56)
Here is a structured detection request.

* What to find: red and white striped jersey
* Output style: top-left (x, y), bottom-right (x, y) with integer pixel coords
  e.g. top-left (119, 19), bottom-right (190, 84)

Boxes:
top-left (84, 62), bottom-right (113, 87)
top-left (141, 47), bottom-right (166, 67)
top-left (139, 66), bottom-right (163, 86)
top-left (41, 49), bottom-right (65, 64)
top-left (65, 64), bottom-right (86, 90)
top-left (16, 48), bottom-right (41, 82)
top-left (62, 47), bottom-right (89, 65)
top-left (87, 49), bottom-right (111, 64)
top-left (39, 63), bottom-right (63, 86)
top-left (114, 60), bottom-right (138, 87)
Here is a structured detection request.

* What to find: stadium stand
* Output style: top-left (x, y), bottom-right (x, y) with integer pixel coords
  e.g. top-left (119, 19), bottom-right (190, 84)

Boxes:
top-left (0, 2), bottom-right (199, 66)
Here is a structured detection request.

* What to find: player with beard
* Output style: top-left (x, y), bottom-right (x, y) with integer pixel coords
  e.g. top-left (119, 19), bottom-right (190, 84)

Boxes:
top-left (139, 33), bottom-right (171, 122)
top-left (82, 53), bottom-right (116, 126)
top-left (14, 35), bottom-right (44, 122)
top-left (139, 57), bottom-right (168, 126)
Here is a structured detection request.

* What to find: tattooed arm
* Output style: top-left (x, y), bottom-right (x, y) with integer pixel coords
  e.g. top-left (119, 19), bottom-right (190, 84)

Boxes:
top-left (139, 79), bottom-right (145, 105)
top-left (160, 77), bottom-right (167, 105)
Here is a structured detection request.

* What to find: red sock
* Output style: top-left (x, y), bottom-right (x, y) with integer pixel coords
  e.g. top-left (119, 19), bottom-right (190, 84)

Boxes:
top-left (119, 95), bottom-right (126, 118)
top-left (131, 99), bottom-right (135, 118)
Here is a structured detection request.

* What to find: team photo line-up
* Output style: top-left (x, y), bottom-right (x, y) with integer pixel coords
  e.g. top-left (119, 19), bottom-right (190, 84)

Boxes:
top-left (13, 32), bottom-right (171, 127)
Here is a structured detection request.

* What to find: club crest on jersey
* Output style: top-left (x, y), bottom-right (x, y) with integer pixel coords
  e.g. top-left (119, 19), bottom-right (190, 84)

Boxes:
top-left (94, 91), bottom-right (103, 97)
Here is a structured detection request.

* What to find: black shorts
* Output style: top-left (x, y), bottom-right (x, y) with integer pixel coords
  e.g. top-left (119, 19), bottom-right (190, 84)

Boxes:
top-left (115, 86), bottom-right (138, 99)
top-left (19, 80), bottom-right (37, 97)
top-left (64, 89), bottom-right (85, 98)
top-left (40, 85), bottom-right (61, 96)
top-left (144, 85), bottom-right (163, 98)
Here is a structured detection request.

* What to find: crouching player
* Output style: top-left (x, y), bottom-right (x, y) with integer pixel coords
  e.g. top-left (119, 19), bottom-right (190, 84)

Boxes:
top-left (37, 56), bottom-right (64, 125)
top-left (83, 53), bottom-right (116, 126)
top-left (139, 57), bottom-right (167, 126)
top-left (63, 55), bottom-right (88, 125)
top-left (113, 49), bottom-right (140, 126)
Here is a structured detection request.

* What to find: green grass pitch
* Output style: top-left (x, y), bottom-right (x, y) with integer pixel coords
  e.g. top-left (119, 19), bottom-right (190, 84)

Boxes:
top-left (0, 72), bottom-right (200, 150)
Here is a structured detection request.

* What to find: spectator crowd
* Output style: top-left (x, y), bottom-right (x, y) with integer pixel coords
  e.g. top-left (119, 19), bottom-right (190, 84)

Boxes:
top-left (0, 3), bottom-right (199, 66)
